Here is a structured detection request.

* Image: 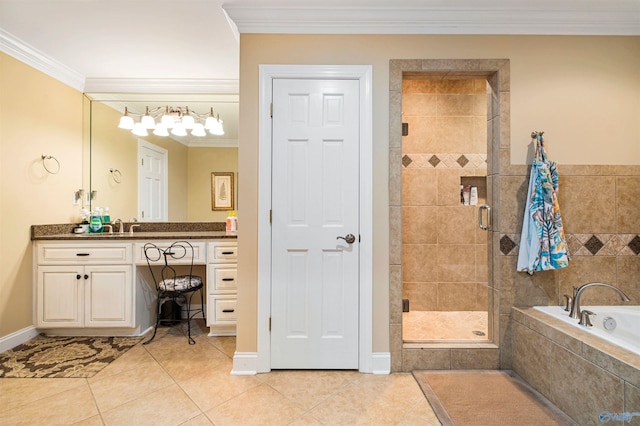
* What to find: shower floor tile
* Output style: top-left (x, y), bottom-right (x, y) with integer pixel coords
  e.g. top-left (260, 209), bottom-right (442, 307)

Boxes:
top-left (403, 311), bottom-right (488, 342)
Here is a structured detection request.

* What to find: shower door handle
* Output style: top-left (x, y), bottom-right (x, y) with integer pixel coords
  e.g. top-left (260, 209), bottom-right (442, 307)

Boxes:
top-left (478, 204), bottom-right (491, 231)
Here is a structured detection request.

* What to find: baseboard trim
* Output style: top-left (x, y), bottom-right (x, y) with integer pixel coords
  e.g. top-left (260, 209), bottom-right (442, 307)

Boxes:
top-left (231, 352), bottom-right (258, 375)
top-left (0, 326), bottom-right (39, 353)
top-left (370, 352), bottom-right (391, 375)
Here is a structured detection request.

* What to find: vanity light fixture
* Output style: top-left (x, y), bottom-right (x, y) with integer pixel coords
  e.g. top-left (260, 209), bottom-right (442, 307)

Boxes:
top-left (118, 106), bottom-right (224, 137)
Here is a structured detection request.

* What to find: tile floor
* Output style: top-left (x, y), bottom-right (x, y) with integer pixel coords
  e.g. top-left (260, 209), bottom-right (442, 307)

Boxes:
top-left (0, 321), bottom-right (440, 425)
top-left (402, 311), bottom-right (488, 342)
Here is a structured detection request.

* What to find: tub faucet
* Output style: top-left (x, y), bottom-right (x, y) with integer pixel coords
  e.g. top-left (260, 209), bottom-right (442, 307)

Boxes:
top-left (569, 282), bottom-right (630, 319)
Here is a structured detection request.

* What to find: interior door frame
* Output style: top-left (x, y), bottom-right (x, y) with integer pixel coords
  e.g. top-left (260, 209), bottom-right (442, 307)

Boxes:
top-left (256, 64), bottom-right (373, 373)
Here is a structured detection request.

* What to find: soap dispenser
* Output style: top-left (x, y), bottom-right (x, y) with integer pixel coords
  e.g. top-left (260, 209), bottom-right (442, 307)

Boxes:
top-left (226, 210), bottom-right (238, 235)
top-left (89, 210), bottom-right (103, 233)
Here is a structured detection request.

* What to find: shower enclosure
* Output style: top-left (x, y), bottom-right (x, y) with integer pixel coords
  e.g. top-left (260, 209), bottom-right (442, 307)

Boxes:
top-left (401, 74), bottom-right (491, 343)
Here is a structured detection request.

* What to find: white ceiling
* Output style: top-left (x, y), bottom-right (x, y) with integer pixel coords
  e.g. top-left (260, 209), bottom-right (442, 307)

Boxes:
top-left (0, 0), bottom-right (638, 94)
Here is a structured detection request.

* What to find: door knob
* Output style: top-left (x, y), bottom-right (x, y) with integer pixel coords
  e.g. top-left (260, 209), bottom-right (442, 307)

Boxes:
top-left (337, 234), bottom-right (356, 244)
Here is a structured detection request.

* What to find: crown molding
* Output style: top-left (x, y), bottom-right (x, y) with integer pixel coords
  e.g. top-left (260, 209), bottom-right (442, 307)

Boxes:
top-left (84, 78), bottom-right (239, 94)
top-left (0, 29), bottom-right (85, 91)
top-left (223, 1), bottom-right (640, 35)
top-left (0, 29), bottom-right (239, 95)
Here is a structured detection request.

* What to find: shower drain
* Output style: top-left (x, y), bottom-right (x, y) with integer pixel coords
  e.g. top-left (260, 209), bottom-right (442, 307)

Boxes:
top-left (472, 330), bottom-right (486, 336)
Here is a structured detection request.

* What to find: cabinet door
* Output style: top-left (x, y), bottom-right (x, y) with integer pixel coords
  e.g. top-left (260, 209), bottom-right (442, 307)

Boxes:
top-left (84, 265), bottom-right (133, 327)
top-left (37, 266), bottom-right (84, 327)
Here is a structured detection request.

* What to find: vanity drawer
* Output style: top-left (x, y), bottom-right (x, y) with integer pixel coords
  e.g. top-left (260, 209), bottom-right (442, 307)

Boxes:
top-left (208, 242), bottom-right (237, 262)
top-left (208, 265), bottom-right (237, 292)
top-left (211, 297), bottom-right (237, 323)
top-left (37, 243), bottom-right (131, 264)
top-left (134, 241), bottom-right (206, 265)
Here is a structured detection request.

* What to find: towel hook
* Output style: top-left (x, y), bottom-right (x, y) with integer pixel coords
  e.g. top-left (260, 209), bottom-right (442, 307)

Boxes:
top-left (110, 168), bottom-right (122, 184)
top-left (530, 131), bottom-right (544, 139)
top-left (41, 155), bottom-right (60, 174)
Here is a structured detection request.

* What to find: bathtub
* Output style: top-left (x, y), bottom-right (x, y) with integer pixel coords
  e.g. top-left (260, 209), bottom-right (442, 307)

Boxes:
top-left (534, 305), bottom-right (640, 356)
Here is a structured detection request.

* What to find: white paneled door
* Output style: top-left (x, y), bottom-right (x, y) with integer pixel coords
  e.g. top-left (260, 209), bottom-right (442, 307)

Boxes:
top-left (138, 140), bottom-right (168, 222)
top-left (270, 78), bottom-right (360, 369)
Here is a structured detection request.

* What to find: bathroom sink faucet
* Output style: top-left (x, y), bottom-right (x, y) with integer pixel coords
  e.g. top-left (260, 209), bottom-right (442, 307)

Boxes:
top-left (569, 282), bottom-right (630, 319)
top-left (112, 218), bottom-right (124, 234)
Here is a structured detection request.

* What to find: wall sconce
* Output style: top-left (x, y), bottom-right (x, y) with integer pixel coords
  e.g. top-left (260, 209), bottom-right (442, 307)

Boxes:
top-left (118, 106), bottom-right (224, 137)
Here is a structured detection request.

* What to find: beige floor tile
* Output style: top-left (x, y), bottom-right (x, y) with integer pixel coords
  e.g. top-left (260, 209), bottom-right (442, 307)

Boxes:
top-left (286, 413), bottom-right (325, 425)
top-left (396, 399), bottom-right (441, 425)
top-left (178, 413), bottom-right (214, 425)
top-left (259, 370), bottom-right (360, 410)
top-left (177, 361), bottom-right (262, 411)
top-left (89, 361), bottom-right (175, 412)
top-left (207, 336), bottom-right (236, 358)
top-left (71, 414), bottom-right (105, 426)
top-left (0, 377), bottom-right (87, 413)
top-left (100, 383), bottom-right (201, 426)
top-left (1, 382), bottom-right (99, 425)
top-left (146, 341), bottom-right (230, 382)
top-left (205, 383), bottom-right (304, 426)
top-left (88, 344), bottom-right (157, 383)
top-left (308, 379), bottom-right (415, 425)
top-left (351, 373), bottom-right (426, 409)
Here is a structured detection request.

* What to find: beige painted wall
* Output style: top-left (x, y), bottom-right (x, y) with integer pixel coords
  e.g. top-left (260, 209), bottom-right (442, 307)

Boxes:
top-left (0, 52), bottom-right (83, 336)
top-left (237, 34), bottom-right (640, 353)
top-left (187, 147), bottom-right (238, 222)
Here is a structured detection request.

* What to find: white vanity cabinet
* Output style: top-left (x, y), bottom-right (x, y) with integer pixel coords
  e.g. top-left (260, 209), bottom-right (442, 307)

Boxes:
top-left (207, 241), bottom-right (238, 335)
top-left (35, 242), bottom-right (133, 329)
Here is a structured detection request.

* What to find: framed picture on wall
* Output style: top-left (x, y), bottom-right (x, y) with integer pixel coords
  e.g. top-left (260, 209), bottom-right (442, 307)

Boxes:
top-left (211, 172), bottom-right (234, 211)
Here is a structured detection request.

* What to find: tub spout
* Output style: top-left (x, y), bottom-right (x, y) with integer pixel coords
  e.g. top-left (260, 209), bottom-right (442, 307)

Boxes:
top-left (569, 282), bottom-right (631, 319)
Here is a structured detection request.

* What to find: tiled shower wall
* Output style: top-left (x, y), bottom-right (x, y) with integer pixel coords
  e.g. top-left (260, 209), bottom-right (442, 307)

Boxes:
top-left (402, 77), bottom-right (489, 312)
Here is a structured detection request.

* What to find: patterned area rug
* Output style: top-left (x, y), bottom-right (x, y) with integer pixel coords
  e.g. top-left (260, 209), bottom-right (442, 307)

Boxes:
top-left (0, 335), bottom-right (143, 378)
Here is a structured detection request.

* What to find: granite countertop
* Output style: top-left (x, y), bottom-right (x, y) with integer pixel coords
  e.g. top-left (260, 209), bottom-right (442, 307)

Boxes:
top-left (33, 231), bottom-right (237, 241)
top-left (31, 222), bottom-right (237, 241)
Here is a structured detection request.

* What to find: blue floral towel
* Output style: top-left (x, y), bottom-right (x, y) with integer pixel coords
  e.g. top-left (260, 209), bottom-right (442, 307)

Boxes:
top-left (517, 133), bottom-right (570, 274)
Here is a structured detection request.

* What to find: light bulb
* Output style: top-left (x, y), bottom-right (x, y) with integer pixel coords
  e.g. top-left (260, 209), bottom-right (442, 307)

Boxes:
top-left (161, 113), bottom-right (175, 129)
top-left (141, 114), bottom-right (156, 129)
top-left (209, 118), bottom-right (224, 136)
top-left (132, 122), bottom-right (148, 137)
top-left (204, 116), bottom-right (217, 130)
top-left (191, 123), bottom-right (206, 137)
top-left (171, 122), bottom-right (187, 136)
top-left (153, 124), bottom-right (169, 136)
top-left (181, 113), bottom-right (195, 129)
top-left (118, 115), bottom-right (134, 130)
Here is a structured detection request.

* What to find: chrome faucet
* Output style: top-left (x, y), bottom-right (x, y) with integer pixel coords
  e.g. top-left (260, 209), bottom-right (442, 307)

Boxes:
top-left (112, 218), bottom-right (124, 234)
top-left (569, 282), bottom-right (630, 319)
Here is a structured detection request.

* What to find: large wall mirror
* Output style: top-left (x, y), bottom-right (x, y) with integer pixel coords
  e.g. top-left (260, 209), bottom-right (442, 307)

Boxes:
top-left (84, 93), bottom-right (238, 223)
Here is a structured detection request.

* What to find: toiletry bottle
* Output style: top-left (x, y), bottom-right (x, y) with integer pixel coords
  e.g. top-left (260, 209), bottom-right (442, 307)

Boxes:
top-left (102, 207), bottom-right (111, 224)
top-left (469, 186), bottom-right (478, 205)
top-left (226, 210), bottom-right (238, 235)
top-left (89, 210), bottom-right (103, 233)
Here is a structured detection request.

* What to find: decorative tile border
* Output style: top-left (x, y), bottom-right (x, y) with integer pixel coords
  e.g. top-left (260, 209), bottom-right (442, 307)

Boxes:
top-left (500, 233), bottom-right (640, 256)
top-left (402, 153), bottom-right (487, 169)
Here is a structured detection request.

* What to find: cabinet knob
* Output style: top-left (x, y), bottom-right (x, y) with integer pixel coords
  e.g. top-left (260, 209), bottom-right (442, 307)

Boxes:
top-left (76, 274), bottom-right (82, 280)
top-left (84, 274), bottom-right (89, 280)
